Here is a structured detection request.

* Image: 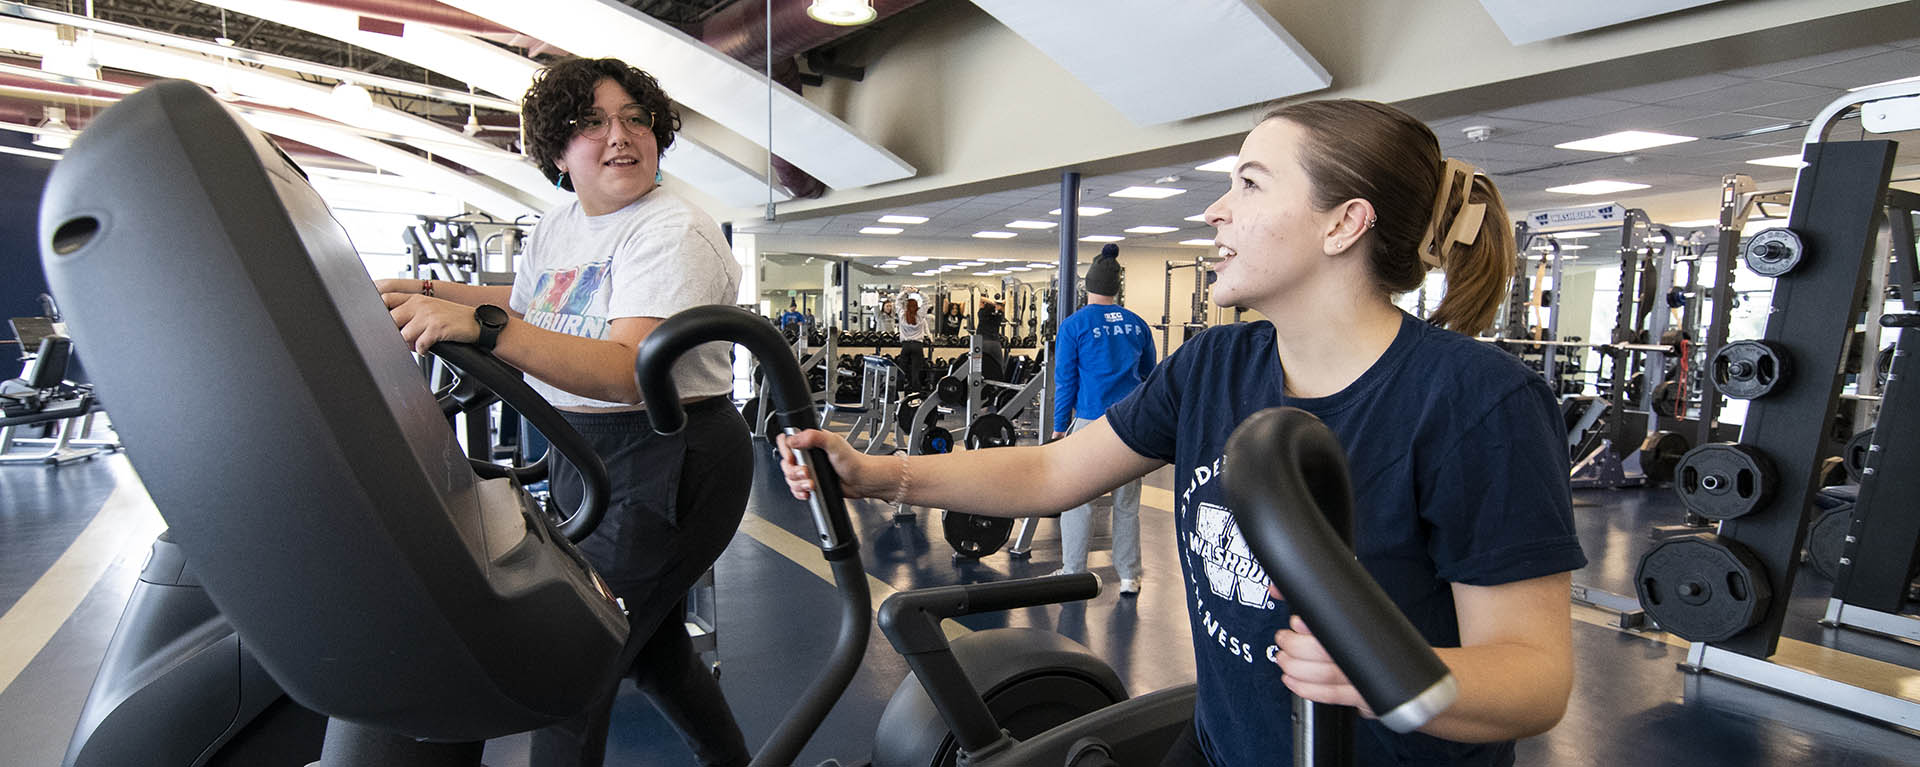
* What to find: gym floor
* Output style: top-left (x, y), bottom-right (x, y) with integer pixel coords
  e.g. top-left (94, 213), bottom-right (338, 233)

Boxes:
top-left (2, 429), bottom-right (1918, 766)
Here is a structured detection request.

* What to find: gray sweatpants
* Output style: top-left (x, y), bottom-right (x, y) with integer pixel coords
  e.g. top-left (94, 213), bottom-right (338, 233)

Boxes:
top-left (1058, 416), bottom-right (1142, 580)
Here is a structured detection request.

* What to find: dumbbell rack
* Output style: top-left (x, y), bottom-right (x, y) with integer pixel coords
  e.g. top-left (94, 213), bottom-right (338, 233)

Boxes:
top-left (1647, 82), bottom-right (1920, 733)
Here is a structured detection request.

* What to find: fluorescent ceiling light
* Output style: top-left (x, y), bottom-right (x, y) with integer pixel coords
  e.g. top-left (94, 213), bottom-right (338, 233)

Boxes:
top-left (1080, 235), bottom-right (1125, 243)
top-left (0, 144), bottom-right (61, 161)
top-left (956, 261), bottom-right (986, 266)
top-left (1109, 186), bottom-right (1186, 199)
top-left (1851, 74), bottom-right (1920, 92)
top-left (985, 270), bottom-right (1008, 275)
top-left (1180, 238), bottom-right (1215, 246)
top-left (1007, 266), bottom-right (1032, 271)
top-left (972, 231), bottom-right (1017, 239)
top-left (1746, 154), bottom-right (1807, 168)
top-left (1006, 220), bottom-right (1057, 229)
top-left (1195, 155), bottom-right (1237, 173)
top-left (914, 270), bottom-right (937, 276)
top-left (1554, 231), bottom-right (1604, 239)
top-left (860, 226), bottom-right (904, 235)
top-left (878, 214), bottom-right (929, 224)
top-left (1554, 130), bottom-right (1696, 153)
top-left (1125, 225), bottom-right (1180, 234)
top-left (1531, 243), bottom-right (1590, 251)
top-left (973, 271), bottom-right (997, 276)
top-left (1545, 180), bottom-right (1651, 195)
top-left (1184, 213), bottom-right (1208, 222)
top-left (878, 263), bottom-right (901, 269)
top-left (900, 255), bottom-right (929, 262)
top-left (1049, 206), bottom-right (1112, 217)
top-left (1026, 263), bottom-right (1054, 269)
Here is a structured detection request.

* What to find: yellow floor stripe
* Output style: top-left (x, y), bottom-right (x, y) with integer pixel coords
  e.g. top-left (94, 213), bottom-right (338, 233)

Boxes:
top-left (736, 513), bottom-right (969, 640)
top-left (0, 459), bottom-right (164, 695)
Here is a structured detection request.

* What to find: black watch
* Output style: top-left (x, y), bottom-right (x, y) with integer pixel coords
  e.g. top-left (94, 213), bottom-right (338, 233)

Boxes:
top-left (473, 304), bottom-right (509, 352)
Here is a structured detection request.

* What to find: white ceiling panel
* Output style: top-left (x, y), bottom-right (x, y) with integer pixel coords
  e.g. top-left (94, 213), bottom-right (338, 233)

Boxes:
top-left (442, 0), bottom-right (914, 190)
top-left (1476, 0), bottom-right (1730, 45)
top-left (1769, 49), bottom-right (1920, 90)
top-left (967, 0), bottom-right (1329, 125)
top-left (1589, 73), bottom-right (1754, 105)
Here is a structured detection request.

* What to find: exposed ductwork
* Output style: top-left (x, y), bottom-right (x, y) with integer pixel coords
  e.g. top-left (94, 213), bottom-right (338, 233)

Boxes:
top-left (289, 0), bottom-right (517, 37)
top-left (692, 0), bottom-right (928, 199)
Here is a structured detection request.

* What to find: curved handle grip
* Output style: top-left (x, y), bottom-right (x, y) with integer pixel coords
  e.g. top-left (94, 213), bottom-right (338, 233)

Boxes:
top-left (1222, 407), bottom-right (1457, 733)
top-left (431, 342), bottom-right (607, 543)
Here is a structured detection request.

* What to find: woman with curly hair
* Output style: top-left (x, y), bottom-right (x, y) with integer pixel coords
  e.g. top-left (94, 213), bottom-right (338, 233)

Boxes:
top-left (378, 57), bottom-right (750, 767)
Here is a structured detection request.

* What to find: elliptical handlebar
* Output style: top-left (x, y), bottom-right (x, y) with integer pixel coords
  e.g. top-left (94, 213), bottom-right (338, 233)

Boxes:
top-left (1222, 407), bottom-right (1458, 735)
top-left (431, 342), bottom-right (606, 543)
top-left (633, 305), bottom-right (871, 767)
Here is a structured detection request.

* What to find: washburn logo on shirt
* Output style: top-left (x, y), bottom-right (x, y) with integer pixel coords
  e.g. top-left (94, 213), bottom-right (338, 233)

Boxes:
top-left (1193, 502), bottom-right (1273, 610)
top-left (523, 261), bottom-right (611, 339)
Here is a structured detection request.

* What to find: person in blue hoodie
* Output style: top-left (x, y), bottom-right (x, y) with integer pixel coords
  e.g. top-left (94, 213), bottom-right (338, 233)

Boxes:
top-left (1050, 244), bottom-right (1157, 595)
top-left (777, 98), bottom-right (1583, 767)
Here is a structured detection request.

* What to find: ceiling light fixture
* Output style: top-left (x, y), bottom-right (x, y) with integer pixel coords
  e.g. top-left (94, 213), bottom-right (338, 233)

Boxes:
top-left (1179, 238), bottom-right (1215, 246)
top-left (956, 261), bottom-right (986, 266)
top-left (1746, 154), bottom-right (1807, 168)
top-left (1049, 206), bottom-right (1112, 217)
top-left (1125, 225), bottom-right (1180, 234)
top-left (1109, 185), bottom-right (1187, 199)
top-left (31, 106), bottom-right (75, 149)
top-left (972, 231), bottom-right (1017, 239)
top-left (859, 226), bottom-right (904, 235)
top-left (1184, 213), bottom-right (1207, 222)
top-left (878, 214), bottom-right (929, 224)
top-left (1194, 156), bottom-right (1237, 173)
top-left (1080, 235), bottom-right (1125, 243)
top-left (1006, 220), bottom-right (1057, 229)
top-left (806, 0), bottom-right (878, 26)
top-left (1553, 231), bottom-right (1604, 239)
top-left (1026, 263), bottom-right (1054, 269)
top-left (1554, 130), bottom-right (1696, 153)
top-left (900, 255), bottom-right (930, 262)
top-left (1544, 180), bottom-right (1650, 195)
top-left (331, 80), bottom-right (374, 114)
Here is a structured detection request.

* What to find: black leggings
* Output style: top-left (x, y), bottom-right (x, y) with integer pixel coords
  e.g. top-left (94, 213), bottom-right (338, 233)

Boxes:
top-left (532, 398), bottom-right (753, 767)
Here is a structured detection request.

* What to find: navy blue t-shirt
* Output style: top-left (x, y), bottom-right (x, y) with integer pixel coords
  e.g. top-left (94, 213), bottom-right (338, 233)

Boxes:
top-left (1105, 313), bottom-right (1585, 767)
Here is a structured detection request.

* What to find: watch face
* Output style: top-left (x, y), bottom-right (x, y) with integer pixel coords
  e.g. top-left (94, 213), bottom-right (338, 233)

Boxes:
top-left (476, 304), bottom-right (508, 329)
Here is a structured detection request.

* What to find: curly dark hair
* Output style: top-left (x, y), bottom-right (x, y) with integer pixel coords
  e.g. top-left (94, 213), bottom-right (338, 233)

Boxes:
top-left (521, 57), bottom-right (682, 191)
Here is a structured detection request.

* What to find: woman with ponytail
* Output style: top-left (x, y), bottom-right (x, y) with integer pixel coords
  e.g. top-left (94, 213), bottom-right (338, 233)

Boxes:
top-left (777, 100), bottom-right (1582, 766)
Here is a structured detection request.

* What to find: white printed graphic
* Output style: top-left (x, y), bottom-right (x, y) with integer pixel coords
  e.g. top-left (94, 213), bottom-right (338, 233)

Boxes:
top-left (1191, 502), bottom-right (1273, 609)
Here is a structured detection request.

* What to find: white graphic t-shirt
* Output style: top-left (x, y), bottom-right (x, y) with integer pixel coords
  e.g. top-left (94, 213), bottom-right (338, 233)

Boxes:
top-left (510, 189), bottom-right (739, 408)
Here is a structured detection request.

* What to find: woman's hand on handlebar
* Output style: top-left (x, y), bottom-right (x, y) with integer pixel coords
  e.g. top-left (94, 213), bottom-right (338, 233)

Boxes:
top-left (384, 292), bottom-right (480, 354)
top-left (1269, 588), bottom-right (1376, 717)
top-left (775, 429), bottom-right (884, 502)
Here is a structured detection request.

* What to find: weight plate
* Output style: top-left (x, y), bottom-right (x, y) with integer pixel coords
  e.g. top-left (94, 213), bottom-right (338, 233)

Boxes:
top-left (1639, 430), bottom-right (1692, 485)
top-left (1712, 340), bottom-right (1788, 400)
top-left (1651, 381), bottom-right (1682, 418)
top-left (1635, 533), bottom-right (1771, 643)
top-left (1804, 503), bottom-right (1854, 581)
top-left (943, 511), bottom-right (1012, 559)
top-left (934, 376), bottom-right (967, 407)
top-left (965, 413), bottom-right (1018, 450)
top-left (1744, 227), bottom-right (1803, 277)
top-left (1673, 443), bottom-right (1775, 520)
top-left (1844, 427), bottom-right (1875, 483)
top-left (919, 426), bottom-right (954, 455)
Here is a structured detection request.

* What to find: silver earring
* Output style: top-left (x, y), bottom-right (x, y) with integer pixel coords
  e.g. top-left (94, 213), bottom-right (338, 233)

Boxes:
top-left (1366, 216), bottom-right (1377, 230)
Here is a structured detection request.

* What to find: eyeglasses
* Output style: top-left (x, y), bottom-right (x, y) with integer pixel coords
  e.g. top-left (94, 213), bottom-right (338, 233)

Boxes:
top-left (568, 106), bottom-right (652, 140)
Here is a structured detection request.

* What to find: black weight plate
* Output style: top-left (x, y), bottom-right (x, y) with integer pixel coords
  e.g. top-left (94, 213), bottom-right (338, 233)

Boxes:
top-left (1673, 443), bottom-right (1775, 520)
top-left (1635, 533), bottom-right (1771, 643)
top-left (1744, 227), bottom-right (1803, 277)
top-left (919, 426), bottom-right (954, 455)
top-left (934, 376), bottom-right (967, 406)
top-left (943, 511), bottom-right (1012, 559)
top-left (1845, 427), bottom-right (1875, 483)
top-left (1805, 502), bottom-right (1855, 581)
top-left (1651, 381), bottom-right (1681, 418)
top-left (1639, 430), bottom-right (1691, 484)
top-left (965, 413), bottom-right (1018, 450)
top-left (1712, 340), bottom-right (1788, 400)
